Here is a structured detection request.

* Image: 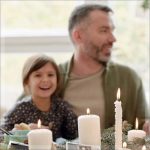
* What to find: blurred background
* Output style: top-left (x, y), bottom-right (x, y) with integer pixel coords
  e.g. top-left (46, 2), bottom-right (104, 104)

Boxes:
top-left (0, 0), bottom-right (149, 119)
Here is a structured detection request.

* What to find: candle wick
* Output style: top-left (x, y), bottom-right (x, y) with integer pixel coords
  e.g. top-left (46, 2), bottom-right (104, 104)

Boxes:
top-left (87, 111), bottom-right (90, 115)
top-left (118, 98), bottom-right (121, 102)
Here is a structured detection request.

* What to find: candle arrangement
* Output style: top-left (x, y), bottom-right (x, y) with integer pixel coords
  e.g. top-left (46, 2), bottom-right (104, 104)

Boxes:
top-left (128, 118), bottom-right (146, 142)
top-left (78, 108), bottom-right (101, 147)
top-left (0, 117), bottom-right (150, 150)
top-left (114, 88), bottom-right (123, 150)
top-left (1, 88), bottom-right (150, 150)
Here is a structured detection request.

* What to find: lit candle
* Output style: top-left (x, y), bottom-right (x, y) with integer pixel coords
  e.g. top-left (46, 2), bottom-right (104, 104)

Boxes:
top-left (78, 108), bottom-right (101, 146)
top-left (128, 118), bottom-right (146, 141)
top-left (114, 88), bottom-right (123, 150)
top-left (123, 142), bottom-right (127, 148)
top-left (142, 145), bottom-right (146, 150)
top-left (28, 119), bottom-right (52, 150)
top-left (122, 142), bottom-right (131, 150)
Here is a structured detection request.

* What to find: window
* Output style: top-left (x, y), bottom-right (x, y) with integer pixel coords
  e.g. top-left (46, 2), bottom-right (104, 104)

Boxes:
top-left (1, 1), bottom-right (81, 36)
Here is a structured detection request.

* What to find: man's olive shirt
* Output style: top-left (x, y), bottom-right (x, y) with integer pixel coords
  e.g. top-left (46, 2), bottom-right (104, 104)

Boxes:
top-left (59, 57), bottom-right (147, 129)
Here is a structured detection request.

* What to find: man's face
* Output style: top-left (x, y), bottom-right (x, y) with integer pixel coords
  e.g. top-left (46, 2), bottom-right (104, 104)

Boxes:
top-left (79, 10), bottom-right (116, 63)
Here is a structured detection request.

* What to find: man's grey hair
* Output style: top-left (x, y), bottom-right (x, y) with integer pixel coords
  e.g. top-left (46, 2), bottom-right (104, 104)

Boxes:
top-left (68, 4), bottom-right (113, 38)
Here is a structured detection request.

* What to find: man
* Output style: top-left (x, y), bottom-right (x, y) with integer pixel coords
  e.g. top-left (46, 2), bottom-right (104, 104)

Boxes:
top-left (59, 4), bottom-right (149, 132)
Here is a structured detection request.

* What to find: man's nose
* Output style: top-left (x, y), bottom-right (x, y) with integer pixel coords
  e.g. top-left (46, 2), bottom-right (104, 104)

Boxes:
top-left (109, 33), bottom-right (117, 43)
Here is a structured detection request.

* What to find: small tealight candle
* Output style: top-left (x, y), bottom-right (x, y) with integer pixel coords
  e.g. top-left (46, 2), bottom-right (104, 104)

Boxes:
top-left (142, 145), bottom-right (146, 150)
top-left (128, 118), bottom-right (146, 141)
top-left (28, 119), bottom-right (52, 150)
top-left (122, 142), bottom-right (131, 150)
top-left (78, 108), bottom-right (101, 146)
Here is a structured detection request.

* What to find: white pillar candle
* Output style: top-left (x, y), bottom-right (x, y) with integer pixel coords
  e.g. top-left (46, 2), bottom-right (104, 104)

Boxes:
top-left (114, 88), bottom-right (122, 150)
top-left (28, 129), bottom-right (52, 150)
top-left (128, 118), bottom-right (146, 141)
top-left (28, 120), bottom-right (52, 150)
top-left (78, 108), bottom-right (101, 146)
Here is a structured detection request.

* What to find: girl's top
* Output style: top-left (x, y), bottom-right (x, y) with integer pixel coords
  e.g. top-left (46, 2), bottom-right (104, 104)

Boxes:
top-left (1, 96), bottom-right (78, 141)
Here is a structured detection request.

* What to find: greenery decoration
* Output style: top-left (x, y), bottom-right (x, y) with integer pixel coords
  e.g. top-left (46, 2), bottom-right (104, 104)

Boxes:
top-left (142, 0), bottom-right (150, 10)
top-left (101, 121), bottom-right (132, 150)
top-left (55, 121), bottom-right (150, 150)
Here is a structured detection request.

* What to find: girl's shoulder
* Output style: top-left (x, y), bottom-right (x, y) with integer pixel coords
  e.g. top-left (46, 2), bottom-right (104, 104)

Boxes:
top-left (53, 97), bottom-right (67, 105)
top-left (16, 96), bottom-right (32, 107)
top-left (4, 97), bottom-right (32, 117)
top-left (52, 97), bottom-right (72, 110)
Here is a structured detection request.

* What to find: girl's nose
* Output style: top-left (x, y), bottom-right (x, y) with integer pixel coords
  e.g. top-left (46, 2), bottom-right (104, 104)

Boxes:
top-left (42, 76), bottom-right (49, 82)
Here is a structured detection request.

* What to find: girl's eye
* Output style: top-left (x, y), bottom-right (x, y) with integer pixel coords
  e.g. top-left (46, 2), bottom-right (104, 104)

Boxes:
top-left (48, 73), bottom-right (55, 77)
top-left (35, 74), bottom-right (41, 77)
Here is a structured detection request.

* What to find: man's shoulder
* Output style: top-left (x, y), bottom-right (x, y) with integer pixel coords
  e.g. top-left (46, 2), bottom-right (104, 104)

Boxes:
top-left (109, 61), bottom-right (136, 72)
top-left (59, 60), bottom-right (70, 72)
top-left (108, 61), bottom-right (141, 80)
top-left (58, 58), bottom-right (73, 76)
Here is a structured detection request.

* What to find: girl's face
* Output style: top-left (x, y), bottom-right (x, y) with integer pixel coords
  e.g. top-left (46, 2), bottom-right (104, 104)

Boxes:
top-left (27, 62), bottom-right (57, 100)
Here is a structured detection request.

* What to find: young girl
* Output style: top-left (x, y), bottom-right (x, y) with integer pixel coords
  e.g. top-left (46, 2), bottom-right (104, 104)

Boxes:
top-left (1, 54), bottom-right (78, 141)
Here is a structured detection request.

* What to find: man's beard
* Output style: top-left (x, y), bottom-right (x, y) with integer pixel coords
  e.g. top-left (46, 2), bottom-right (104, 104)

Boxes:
top-left (95, 46), bottom-right (110, 67)
top-left (86, 42), bottom-right (111, 67)
top-left (98, 60), bottom-right (107, 67)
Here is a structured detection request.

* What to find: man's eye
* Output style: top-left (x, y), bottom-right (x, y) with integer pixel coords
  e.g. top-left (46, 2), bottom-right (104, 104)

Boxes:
top-left (100, 30), bottom-right (107, 33)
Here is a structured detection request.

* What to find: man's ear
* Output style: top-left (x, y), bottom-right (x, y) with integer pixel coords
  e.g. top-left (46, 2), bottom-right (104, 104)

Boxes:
top-left (72, 28), bottom-right (83, 44)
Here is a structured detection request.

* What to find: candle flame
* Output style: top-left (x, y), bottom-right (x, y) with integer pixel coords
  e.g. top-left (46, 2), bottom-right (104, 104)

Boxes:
top-left (37, 119), bottom-right (41, 128)
top-left (135, 118), bottom-right (138, 130)
top-left (142, 145), bottom-right (146, 150)
top-left (123, 142), bottom-right (127, 148)
top-left (87, 108), bottom-right (90, 115)
top-left (117, 88), bottom-right (121, 100)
